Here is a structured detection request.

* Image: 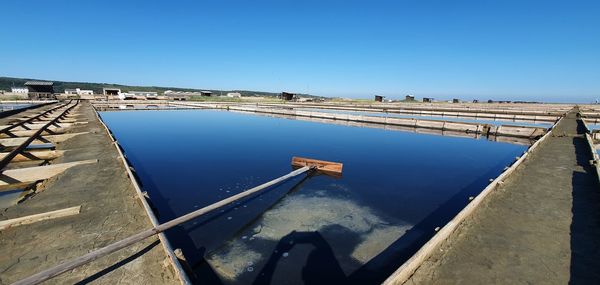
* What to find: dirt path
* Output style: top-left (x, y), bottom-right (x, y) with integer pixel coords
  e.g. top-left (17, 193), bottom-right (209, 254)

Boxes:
top-left (0, 102), bottom-right (179, 284)
top-left (404, 110), bottom-right (600, 284)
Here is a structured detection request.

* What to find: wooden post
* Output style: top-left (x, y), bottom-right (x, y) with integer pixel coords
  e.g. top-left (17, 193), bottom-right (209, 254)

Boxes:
top-left (0, 206), bottom-right (81, 230)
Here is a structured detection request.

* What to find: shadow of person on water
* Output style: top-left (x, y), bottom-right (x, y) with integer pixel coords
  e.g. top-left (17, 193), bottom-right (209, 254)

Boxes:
top-left (252, 231), bottom-right (347, 285)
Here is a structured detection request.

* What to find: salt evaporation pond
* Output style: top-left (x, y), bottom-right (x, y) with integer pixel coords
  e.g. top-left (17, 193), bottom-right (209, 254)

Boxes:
top-left (297, 108), bottom-right (553, 128)
top-left (586, 124), bottom-right (600, 131)
top-left (100, 109), bottom-right (527, 285)
top-left (0, 103), bottom-right (34, 112)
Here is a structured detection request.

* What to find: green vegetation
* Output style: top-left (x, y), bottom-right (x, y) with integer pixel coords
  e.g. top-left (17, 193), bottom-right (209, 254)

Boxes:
top-left (0, 76), bottom-right (321, 99)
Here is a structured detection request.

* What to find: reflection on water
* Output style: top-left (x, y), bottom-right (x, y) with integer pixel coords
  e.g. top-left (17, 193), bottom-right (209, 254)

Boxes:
top-left (100, 109), bottom-right (527, 284)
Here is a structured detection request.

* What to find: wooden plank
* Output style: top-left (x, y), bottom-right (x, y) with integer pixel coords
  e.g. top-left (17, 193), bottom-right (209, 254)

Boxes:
top-left (0, 150), bottom-right (65, 162)
top-left (12, 166), bottom-right (310, 285)
top-left (0, 159), bottom-right (97, 188)
top-left (0, 122), bottom-right (87, 131)
top-left (0, 206), bottom-right (81, 231)
top-left (0, 128), bottom-right (68, 138)
top-left (0, 132), bottom-right (88, 148)
top-left (36, 118), bottom-right (78, 123)
top-left (0, 123), bottom-right (75, 130)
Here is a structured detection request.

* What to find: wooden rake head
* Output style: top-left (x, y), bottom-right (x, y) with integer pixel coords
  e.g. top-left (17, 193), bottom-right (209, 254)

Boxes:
top-left (291, 156), bottom-right (343, 178)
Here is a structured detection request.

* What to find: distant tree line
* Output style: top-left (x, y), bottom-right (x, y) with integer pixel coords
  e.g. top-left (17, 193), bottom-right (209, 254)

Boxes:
top-left (0, 76), bottom-right (320, 98)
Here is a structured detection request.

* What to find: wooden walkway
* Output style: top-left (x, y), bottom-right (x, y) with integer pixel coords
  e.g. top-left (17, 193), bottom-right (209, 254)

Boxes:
top-left (398, 110), bottom-right (600, 284)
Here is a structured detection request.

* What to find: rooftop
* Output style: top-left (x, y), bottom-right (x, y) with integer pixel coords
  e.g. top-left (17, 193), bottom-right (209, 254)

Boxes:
top-left (24, 81), bottom-right (53, 86)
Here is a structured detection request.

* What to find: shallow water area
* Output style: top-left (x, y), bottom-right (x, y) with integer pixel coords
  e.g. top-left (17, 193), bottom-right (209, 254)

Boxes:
top-left (100, 109), bottom-right (528, 284)
top-left (0, 189), bottom-right (27, 209)
top-left (587, 124), bottom-right (600, 131)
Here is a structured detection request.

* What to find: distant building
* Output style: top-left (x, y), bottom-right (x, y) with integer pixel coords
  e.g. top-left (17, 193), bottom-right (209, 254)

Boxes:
top-left (11, 87), bottom-right (28, 94)
top-left (296, 97), bottom-right (315, 102)
top-left (279, 92), bottom-right (295, 101)
top-left (201, 91), bottom-right (213, 97)
top-left (164, 90), bottom-right (204, 100)
top-left (65, 88), bottom-right (93, 95)
top-left (374, 95), bottom-right (384, 102)
top-left (452, 98), bottom-right (460, 103)
top-left (103, 88), bottom-right (121, 96)
top-left (25, 81), bottom-right (54, 99)
top-left (129, 91), bottom-right (159, 99)
top-left (423, 97), bottom-right (434, 103)
top-left (405, 95), bottom-right (415, 101)
top-left (226, 92), bottom-right (242, 98)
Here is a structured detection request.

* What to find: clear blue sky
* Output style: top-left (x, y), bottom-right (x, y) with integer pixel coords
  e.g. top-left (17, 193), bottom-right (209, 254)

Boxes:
top-left (1, 0), bottom-right (599, 102)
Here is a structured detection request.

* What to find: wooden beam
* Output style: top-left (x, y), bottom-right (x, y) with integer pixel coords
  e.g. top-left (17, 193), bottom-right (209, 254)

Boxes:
top-left (0, 122), bottom-right (87, 131)
top-left (12, 165), bottom-right (310, 285)
top-left (0, 132), bottom-right (88, 148)
top-left (35, 118), bottom-right (78, 123)
top-left (0, 150), bottom-right (65, 162)
top-left (0, 159), bottom-right (97, 188)
top-left (0, 206), bottom-right (81, 231)
top-left (0, 128), bottom-right (68, 138)
top-left (0, 123), bottom-right (75, 130)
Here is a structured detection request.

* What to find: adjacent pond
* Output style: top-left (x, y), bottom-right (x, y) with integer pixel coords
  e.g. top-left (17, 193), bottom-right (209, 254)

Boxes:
top-left (0, 103), bottom-right (34, 112)
top-left (297, 108), bottom-right (553, 128)
top-left (100, 109), bottom-right (528, 285)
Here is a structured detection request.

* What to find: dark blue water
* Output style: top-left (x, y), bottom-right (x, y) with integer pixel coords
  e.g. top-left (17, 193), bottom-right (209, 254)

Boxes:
top-left (298, 108), bottom-right (552, 128)
top-left (100, 110), bottom-right (527, 285)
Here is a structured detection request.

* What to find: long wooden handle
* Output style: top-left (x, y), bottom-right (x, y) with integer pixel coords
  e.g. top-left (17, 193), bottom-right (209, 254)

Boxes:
top-left (13, 166), bottom-right (311, 285)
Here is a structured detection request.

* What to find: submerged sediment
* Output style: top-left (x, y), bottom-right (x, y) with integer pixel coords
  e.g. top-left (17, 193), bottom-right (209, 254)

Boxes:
top-left (207, 188), bottom-right (411, 284)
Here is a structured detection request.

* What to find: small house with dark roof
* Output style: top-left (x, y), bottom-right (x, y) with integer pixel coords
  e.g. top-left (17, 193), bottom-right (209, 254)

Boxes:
top-left (280, 92), bottom-right (295, 101)
top-left (25, 81), bottom-right (54, 99)
top-left (103, 88), bottom-right (121, 96)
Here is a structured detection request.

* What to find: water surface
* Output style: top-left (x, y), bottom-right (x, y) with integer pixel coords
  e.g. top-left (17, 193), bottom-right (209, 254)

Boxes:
top-left (101, 109), bottom-right (527, 285)
top-left (0, 103), bottom-right (34, 112)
